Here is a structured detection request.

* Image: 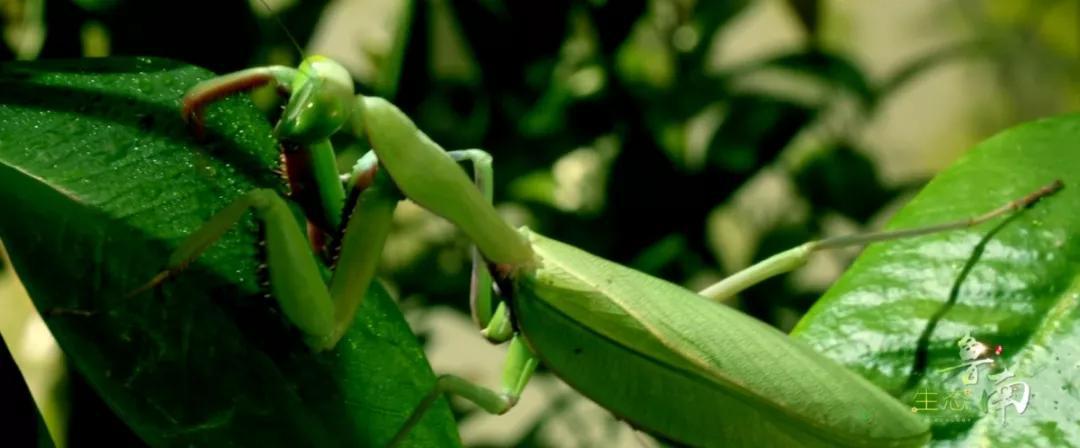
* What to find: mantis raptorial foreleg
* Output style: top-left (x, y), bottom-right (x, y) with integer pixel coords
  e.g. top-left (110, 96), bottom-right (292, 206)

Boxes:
top-left (130, 188), bottom-right (336, 345)
top-left (133, 56), bottom-right (413, 351)
top-left (132, 158), bottom-right (401, 351)
top-left (180, 65), bottom-right (299, 135)
top-left (144, 58), bottom-right (523, 354)
top-left (184, 59), bottom-right (349, 238)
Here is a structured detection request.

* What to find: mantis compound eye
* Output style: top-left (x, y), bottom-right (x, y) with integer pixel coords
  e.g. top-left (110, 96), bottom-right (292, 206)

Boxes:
top-left (274, 55), bottom-right (355, 142)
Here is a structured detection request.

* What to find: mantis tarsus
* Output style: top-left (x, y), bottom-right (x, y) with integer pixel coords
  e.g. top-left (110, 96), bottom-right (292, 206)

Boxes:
top-left (138, 54), bottom-right (1063, 447)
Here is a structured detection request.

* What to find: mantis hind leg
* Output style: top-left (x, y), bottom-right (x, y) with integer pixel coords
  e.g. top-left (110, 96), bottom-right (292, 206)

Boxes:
top-left (387, 336), bottom-right (539, 448)
top-left (131, 189), bottom-right (336, 348)
top-left (697, 180), bottom-right (1063, 302)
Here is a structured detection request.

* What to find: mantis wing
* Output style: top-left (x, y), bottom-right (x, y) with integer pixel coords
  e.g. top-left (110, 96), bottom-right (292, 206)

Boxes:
top-left (514, 229), bottom-right (929, 447)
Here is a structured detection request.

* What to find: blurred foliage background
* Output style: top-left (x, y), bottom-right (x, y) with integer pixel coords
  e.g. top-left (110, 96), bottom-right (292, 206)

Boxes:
top-left (1, 0), bottom-right (1079, 446)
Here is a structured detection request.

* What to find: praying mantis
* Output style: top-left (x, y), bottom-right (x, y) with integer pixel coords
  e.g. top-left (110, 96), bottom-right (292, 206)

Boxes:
top-left (137, 54), bottom-right (1063, 447)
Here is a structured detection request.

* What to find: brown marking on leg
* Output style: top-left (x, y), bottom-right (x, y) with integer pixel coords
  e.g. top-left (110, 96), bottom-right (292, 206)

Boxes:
top-left (350, 163), bottom-right (379, 193)
top-left (307, 220), bottom-right (327, 254)
top-left (281, 142), bottom-right (335, 253)
top-left (181, 72), bottom-right (275, 139)
top-left (282, 143), bottom-right (322, 225)
top-left (325, 163), bottom-right (381, 267)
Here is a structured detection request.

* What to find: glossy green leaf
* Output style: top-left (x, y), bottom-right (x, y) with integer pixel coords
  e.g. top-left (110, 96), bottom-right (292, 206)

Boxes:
top-left (0, 58), bottom-right (459, 447)
top-left (793, 114), bottom-right (1080, 445)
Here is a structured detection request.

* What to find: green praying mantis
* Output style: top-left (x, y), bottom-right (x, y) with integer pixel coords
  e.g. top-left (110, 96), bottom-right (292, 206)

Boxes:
top-left (133, 54), bottom-right (1063, 447)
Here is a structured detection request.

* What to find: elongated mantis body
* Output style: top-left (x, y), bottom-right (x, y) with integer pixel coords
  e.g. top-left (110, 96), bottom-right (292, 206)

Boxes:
top-left (141, 54), bottom-right (1062, 447)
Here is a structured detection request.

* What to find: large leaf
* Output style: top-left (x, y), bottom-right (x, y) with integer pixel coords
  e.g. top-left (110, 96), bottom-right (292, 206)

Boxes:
top-left (0, 58), bottom-right (459, 446)
top-left (793, 114), bottom-right (1080, 445)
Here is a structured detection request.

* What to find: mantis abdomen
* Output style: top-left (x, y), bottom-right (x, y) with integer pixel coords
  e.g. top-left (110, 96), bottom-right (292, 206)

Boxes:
top-left (513, 229), bottom-right (930, 447)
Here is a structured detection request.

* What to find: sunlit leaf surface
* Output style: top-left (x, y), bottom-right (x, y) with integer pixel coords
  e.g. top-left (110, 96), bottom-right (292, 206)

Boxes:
top-left (0, 58), bottom-right (459, 447)
top-left (795, 115), bottom-right (1080, 446)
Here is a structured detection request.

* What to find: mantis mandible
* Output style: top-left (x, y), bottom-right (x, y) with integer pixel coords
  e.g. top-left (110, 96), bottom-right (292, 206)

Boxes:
top-left (137, 54), bottom-right (1062, 447)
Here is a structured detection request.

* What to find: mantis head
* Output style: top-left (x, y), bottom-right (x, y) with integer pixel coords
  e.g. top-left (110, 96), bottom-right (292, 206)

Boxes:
top-left (274, 55), bottom-right (354, 142)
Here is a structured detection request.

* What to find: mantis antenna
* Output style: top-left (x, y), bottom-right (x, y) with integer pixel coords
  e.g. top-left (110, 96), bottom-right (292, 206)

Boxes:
top-left (256, 0), bottom-right (307, 58)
